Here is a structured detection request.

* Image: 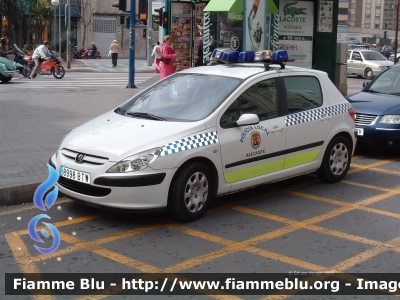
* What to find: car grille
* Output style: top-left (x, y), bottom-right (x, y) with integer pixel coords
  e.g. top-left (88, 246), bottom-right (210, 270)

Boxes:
top-left (58, 177), bottom-right (111, 197)
top-left (355, 113), bottom-right (378, 126)
top-left (61, 148), bottom-right (109, 165)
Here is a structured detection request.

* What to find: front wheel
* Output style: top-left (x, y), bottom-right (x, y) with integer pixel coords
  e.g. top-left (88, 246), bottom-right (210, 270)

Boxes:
top-left (0, 76), bottom-right (12, 82)
top-left (364, 68), bottom-right (374, 80)
top-left (168, 163), bottom-right (213, 221)
top-left (53, 65), bottom-right (65, 79)
top-left (21, 67), bottom-right (30, 77)
top-left (317, 136), bottom-right (351, 183)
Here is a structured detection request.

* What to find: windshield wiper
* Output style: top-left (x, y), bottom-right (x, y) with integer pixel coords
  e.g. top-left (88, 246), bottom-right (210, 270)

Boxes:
top-left (127, 112), bottom-right (166, 121)
top-left (388, 92), bottom-right (400, 95)
top-left (365, 89), bottom-right (381, 93)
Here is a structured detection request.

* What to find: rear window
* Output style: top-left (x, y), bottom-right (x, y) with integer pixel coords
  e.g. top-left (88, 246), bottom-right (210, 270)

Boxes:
top-left (283, 76), bottom-right (323, 114)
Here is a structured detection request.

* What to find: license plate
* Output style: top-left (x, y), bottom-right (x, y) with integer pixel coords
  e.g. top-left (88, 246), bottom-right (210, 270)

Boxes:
top-left (60, 166), bottom-right (90, 184)
top-left (356, 128), bottom-right (364, 136)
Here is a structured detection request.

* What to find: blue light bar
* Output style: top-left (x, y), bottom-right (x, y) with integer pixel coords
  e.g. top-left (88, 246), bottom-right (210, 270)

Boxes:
top-left (271, 50), bottom-right (288, 62)
top-left (238, 50), bottom-right (255, 62)
top-left (218, 50), bottom-right (240, 63)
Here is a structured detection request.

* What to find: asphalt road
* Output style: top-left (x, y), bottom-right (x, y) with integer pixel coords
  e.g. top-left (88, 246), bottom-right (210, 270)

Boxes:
top-left (1, 74), bottom-right (400, 299)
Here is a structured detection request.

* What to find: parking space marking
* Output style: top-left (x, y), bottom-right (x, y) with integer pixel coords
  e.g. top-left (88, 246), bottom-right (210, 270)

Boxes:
top-left (3, 155), bottom-right (400, 299)
top-left (0, 199), bottom-right (72, 216)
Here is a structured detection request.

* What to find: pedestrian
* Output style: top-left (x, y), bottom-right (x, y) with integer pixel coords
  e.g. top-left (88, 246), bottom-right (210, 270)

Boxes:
top-left (160, 35), bottom-right (177, 79)
top-left (30, 41), bottom-right (51, 79)
top-left (151, 41), bottom-right (162, 73)
top-left (195, 39), bottom-right (203, 67)
top-left (0, 37), bottom-right (8, 58)
top-left (109, 40), bottom-right (120, 67)
top-left (90, 42), bottom-right (97, 58)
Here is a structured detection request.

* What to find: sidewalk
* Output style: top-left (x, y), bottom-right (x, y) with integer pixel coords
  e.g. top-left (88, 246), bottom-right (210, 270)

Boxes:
top-left (0, 58), bottom-right (156, 207)
top-left (65, 58), bottom-right (155, 73)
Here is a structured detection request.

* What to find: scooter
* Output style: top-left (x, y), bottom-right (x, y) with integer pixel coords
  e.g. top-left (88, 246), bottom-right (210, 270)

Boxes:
top-left (25, 50), bottom-right (65, 79)
top-left (82, 47), bottom-right (101, 59)
top-left (9, 44), bottom-right (30, 77)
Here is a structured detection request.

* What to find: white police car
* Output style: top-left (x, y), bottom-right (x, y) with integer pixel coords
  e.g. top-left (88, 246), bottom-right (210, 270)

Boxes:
top-left (50, 50), bottom-right (357, 221)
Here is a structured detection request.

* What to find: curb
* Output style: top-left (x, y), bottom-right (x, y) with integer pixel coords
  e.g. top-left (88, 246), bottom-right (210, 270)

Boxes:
top-left (0, 183), bottom-right (40, 206)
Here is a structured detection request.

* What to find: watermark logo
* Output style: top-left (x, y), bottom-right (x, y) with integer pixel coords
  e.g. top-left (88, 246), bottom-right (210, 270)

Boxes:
top-left (28, 164), bottom-right (61, 255)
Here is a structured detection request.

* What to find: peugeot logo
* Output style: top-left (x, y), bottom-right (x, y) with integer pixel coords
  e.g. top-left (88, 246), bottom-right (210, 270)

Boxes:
top-left (75, 153), bottom-right (85, 164)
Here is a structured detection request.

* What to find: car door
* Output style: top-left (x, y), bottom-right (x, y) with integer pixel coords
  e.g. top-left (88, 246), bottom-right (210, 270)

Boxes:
top-left (348, 51), bottom-right (364, 76)
top-left (218, 76), bottom-right (287, 189)
top-left (281, 74), bottom-right (331, 169)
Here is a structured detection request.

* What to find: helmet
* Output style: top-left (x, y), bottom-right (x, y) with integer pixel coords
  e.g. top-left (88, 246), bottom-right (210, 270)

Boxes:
top-left (0, 37), bottom-right (7, 45)
top-left (43, 41), bottom-right (51, 45)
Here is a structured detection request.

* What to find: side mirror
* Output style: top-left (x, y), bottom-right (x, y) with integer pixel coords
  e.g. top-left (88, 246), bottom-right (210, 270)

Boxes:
top-left (362, 82), bottom-right (369, 88)
top-left (235, 114), bottom-right (260, 126)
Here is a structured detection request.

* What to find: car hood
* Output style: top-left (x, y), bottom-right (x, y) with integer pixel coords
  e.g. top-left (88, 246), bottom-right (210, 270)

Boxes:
top-left (347, 92), bottom-right (400, 115)
top-left (61, 111), bottom-right (207, 161)
top-left (365, 60), bottom-right (394, 67)
top-left (0, 57), bottom-right (16, 70)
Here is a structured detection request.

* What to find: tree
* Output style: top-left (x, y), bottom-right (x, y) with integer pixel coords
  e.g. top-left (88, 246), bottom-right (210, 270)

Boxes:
top-left (1, 0), bottom-right (25, 47)
top-left (26, 0), bottom-right (55, 45)
top-left (72, 0), bottom-right (96, 49)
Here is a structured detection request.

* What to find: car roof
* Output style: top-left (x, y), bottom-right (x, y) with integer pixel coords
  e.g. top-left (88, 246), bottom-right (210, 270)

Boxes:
top-left (180, 64), bottom-right (326, 79)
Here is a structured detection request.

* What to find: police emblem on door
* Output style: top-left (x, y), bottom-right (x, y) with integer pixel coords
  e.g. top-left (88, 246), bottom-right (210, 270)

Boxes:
top-left (251, 131), bottom-right (261, 149)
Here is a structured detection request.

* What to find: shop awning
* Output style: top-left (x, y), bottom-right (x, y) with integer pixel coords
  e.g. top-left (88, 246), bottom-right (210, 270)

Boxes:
top-left (203, 0), bottom-right (244, 13)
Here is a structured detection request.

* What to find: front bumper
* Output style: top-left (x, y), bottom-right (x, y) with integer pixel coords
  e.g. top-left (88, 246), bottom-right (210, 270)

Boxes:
top-left (355, 126), bottom-right (400, 148)
top-left (51, 153), bottom-right (174, 209)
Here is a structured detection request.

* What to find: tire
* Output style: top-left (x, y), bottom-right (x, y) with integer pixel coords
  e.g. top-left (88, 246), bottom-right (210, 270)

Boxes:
top-left (52, 65), bottom-right (65, 79)
top-left (364, 68), bottom-right (374, 80)
top-left (317, 136), bottom-right (351, 183)
top-left (169, 163), bottom-right (213, 221)
top-left (0, 77), bottom-right (12, 82)
top-left (21, 67), bottom-right (30, 77)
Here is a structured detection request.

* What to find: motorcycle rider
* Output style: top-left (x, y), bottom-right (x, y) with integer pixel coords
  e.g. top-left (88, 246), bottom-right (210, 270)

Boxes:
top-left (0, 37), bottom-right (8, 58)
top-left (30, 41), bottom-right (51, 79)
top-left (90, 42), bottom-right (97, 58)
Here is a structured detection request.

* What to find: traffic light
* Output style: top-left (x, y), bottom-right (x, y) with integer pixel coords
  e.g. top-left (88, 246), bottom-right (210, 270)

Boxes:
top-left (112, 0), bottom-right (126, 11)
top-left (143, 29), bottom-right (147, 39)
top-left (153, 8), bottom-right (163, 26)
top-left (139, 0), bottom-right (148, 25)
top-left (384, 31), bottom-right (387, 39)
top-left (162, 11), bottom-right (168, 27)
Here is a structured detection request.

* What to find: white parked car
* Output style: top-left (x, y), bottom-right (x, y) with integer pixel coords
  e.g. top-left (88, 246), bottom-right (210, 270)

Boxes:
top-left (50, 50), bottom-right (357, 221)
top-left (347, 49), bottom-right (393, 79)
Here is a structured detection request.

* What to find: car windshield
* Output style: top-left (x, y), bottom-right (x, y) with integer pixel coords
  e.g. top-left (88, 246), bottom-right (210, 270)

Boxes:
top-left (365, 67), bottom-right (400, 94)
top-left (362, 51), bottom-right (387, 60)
top-left (117, 74), bottom-right (242, 121)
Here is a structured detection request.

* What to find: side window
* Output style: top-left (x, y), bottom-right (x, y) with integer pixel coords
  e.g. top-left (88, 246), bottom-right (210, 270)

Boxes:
top-left (220, 78), bottom-right (278, 129)
top-left (284, 76), bottom-right (323, 114)
top-left (352, 51), bottom-right (361, 60)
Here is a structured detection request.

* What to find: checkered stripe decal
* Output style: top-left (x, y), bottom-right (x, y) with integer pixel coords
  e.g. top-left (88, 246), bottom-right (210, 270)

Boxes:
top-left (160, 131), bottom-right (219, 156)
top-left (285, 103), bottom-right (352, 127)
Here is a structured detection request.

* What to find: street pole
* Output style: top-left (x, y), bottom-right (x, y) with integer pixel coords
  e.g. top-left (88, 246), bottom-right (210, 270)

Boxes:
top-left (59, 1), bottom-right (61, 54)
top-left (127, 0), bottom-right (136, 88)
top-left (67, 0), bottom-right (71, 69)
top-left (395, 1), bottom-right (399, 64)
top-left (147, 0), bottom-right (152, 66)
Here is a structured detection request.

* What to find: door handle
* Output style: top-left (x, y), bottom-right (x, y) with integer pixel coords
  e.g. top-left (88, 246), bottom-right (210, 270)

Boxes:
top-left (270, 127), bottom-right (283, 133)
top-left (320, 115), bottom-right (331, 121)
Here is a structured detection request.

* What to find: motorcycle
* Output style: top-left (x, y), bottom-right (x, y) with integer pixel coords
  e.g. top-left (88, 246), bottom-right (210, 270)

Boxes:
top-left (82, 47), bottom-right (101, 59)
top-left (9, 44), bottom-right (30, 77)
top-left (25, 50), bottom-right (65, 79)
top-left (72, 46), bottom-right (84, 59)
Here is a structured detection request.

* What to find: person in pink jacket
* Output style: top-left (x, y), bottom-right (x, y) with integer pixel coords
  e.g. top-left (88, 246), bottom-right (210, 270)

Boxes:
top-left (160, 35), bottom-right (177, 79)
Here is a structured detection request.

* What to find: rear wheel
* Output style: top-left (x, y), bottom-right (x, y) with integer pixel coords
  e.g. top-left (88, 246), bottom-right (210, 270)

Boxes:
top-left (364, 68), bottom-right (374, 80)
top-left (52, 65), bottom-right (65, 79)
top-left (0, 76), bottom-right (12, 82)
top-left (317, 136), bottom-right (351, 183)
top-left (169, 163), bottom-right (213, 221)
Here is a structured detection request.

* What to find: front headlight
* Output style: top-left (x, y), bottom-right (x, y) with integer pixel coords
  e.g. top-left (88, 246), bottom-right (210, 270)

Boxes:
top-left (106, 147), bottom-right (162, 173)
top-left (380, 115), bottom-right (400, 124)
top-left (379, 66), bottom-right (387, 70)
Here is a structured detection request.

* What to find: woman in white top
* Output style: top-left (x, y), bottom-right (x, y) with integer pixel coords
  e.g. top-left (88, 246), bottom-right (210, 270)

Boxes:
top-left (151, 41), bottom-right (162, 73)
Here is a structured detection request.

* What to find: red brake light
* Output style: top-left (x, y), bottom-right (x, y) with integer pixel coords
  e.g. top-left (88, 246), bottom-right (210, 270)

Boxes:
top-left (348, 107), bottom-right (356, 121)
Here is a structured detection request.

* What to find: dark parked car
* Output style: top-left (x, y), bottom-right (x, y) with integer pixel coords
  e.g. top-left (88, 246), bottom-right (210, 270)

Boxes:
top-left (380, 46), bottom-right (395, 58)
top-left (347, 64), bottom-right (400, 148)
